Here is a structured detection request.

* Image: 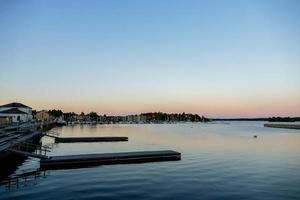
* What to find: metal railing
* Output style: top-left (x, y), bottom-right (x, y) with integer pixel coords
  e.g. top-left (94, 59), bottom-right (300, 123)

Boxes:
top-left (9, 142), bottom-right (51, 157)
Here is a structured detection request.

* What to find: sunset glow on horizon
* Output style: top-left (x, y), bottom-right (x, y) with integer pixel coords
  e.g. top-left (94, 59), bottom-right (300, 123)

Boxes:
top-left (1, 0), bottom-right (299, 118)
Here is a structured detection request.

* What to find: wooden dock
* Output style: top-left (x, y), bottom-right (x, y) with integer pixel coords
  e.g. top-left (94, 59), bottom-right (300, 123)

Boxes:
top-left (0, 130), bottom-right (43, 153)
top-left (264, 123), bottom-right (300, 130)
top-left (40, 150), bottom-right (181, 169)
top-left (54, 136), bottom-right (128, 143)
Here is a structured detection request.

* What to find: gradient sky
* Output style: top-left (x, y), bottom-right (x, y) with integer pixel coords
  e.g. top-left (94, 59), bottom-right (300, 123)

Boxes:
top-left (0, 0), bottom-right (299, 117)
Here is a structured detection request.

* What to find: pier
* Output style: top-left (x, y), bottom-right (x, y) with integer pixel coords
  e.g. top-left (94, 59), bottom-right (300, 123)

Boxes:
top-left (0, 121), bottom-right (56, 154)
top-left (54, 136), bottom-right (128, 143)
top-left (1, 122), bottom-right (181, 171)
top-left (0, 130), bottom-right (44, 153)
top-left (40, 150), bottom-right (181, 170)
top-left (264, 123), bottom-right (300, 130)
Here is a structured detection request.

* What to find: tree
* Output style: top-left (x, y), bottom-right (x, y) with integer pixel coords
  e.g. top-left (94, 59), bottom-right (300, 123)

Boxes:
top-left (48, 109), bottom-right (63, 118)
top-left (89, 112), bottom-right (98, 121)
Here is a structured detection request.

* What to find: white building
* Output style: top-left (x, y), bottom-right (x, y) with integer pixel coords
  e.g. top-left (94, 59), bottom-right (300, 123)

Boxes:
top-left (0, 102), bottom-right (33, 123)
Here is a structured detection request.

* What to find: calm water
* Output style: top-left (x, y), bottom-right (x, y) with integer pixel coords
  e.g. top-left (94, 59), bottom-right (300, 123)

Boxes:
top-left (1, 122), bottom-right (300, 200)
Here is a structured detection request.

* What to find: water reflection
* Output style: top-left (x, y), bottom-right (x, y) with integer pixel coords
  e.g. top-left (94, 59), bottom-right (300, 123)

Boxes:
top-left (0, 139), bottom-right (45, 180)
top-left (1, 170), bottom-right (49, 191)
top-left (45, 123), bottom-right (300, 156)
top-left (1, 122), bottom-right (299, 199)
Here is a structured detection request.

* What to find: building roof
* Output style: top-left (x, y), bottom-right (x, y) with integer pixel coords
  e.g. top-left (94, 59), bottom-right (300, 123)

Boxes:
top-left (0, 102), bottom-right (31, 108)
top-left (0, 108), bottom-right (28, 114)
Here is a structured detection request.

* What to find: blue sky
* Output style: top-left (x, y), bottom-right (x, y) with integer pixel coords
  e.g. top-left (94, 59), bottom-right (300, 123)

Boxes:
top-left (0, 0), bottom-right (299, 117)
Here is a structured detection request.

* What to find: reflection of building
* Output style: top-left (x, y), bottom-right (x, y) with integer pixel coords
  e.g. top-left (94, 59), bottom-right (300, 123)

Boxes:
top-left (0, 102), bottom-right (33, 123)
top-left (36, 110), bottom-right (51, 121)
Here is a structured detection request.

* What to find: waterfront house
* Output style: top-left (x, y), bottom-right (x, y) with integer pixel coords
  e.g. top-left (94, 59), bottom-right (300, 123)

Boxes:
top-left (0, 102), bottom-right (33, 123)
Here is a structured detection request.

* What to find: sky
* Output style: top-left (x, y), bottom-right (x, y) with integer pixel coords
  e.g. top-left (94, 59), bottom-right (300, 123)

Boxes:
top-left (0, 0), bottom-right (299, 118)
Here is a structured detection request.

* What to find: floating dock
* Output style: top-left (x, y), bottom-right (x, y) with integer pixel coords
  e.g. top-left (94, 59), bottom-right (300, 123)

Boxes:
top-left (54, 136), bottom-right (128, 143)
top-left (40, 150), bottom-right (181, 169)
top-left (264, 123), bottom-right (300, 130)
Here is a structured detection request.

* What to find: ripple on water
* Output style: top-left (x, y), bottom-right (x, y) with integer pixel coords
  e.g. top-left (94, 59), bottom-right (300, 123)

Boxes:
top-left (1, 123), bottom-right (300, 200)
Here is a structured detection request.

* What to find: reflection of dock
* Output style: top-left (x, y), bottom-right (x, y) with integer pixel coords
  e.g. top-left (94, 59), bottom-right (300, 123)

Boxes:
top-left (40, 150), bottom-right (181, 170)
top-left (264, 123), bottom-right (300, 130)
top-left (0, 170), bottom-right (48, 191)
top-left (54, 136), bottom-right (128, 143)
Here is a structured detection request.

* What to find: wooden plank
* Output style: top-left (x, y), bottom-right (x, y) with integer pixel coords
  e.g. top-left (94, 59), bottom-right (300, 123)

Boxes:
top-left (264, 123), bottom-right (300, 130)
top-left (40, 150), bottom-right (181, 169)
top-left (0, 131), bottom-right (43, 152)
top-left (0, 134), bottom-right (20, 144)
top-left (54, 136), bottom-right (128, 143)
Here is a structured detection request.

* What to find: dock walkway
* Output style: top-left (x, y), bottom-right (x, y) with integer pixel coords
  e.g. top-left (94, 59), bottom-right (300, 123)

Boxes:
top-left (40, 150), bottom-right (181, 169)
top-left (264, 123), bottom-right (300, 130)
top-left (54, 136), bottom-right (128, 143)
top-left (0, 131), bottom-right (43, 152)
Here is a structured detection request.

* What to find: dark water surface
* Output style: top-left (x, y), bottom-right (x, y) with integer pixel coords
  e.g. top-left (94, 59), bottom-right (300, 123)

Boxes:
top-left (1, 122), bottom-right (300, 200)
